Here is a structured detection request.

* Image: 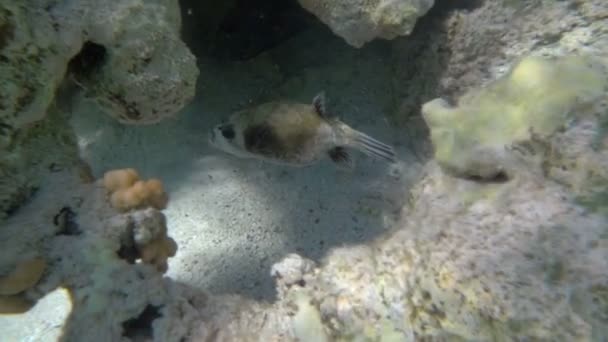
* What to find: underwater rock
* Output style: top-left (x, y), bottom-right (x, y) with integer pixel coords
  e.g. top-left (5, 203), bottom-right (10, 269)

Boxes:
top-left (0, 168), bottom-right (187, 340)
top-left (422, 55), bottom-right (608, 181)
top-left (0, 0), bottom-right (197, 219)
top-left (0, 0), bottom-right (198, 129)
top-left (297, 0), bottom-right (435, 48)
top-left (440, 0), bottom-right (608, 96)
top-left (270, 253), bottom-right (315, 289)
top-left (80, 4), bottom-right (199, 125)
top-left (390, 0), bottom-right (608, 123)
top-left (0, 2), bottom-right (68, 129)
top-left (0, 108), bottom-right (80, 221)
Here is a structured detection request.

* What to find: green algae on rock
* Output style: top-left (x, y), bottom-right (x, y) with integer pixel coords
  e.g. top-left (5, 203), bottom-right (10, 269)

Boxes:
top-left (422, 54), bottom-right (608, 180)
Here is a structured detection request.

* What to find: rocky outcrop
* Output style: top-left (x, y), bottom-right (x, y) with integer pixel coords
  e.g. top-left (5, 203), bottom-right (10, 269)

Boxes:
top-left (0, 167), bottom-right (186, 340)
top-left (297, 0), bottom-right (435, 48)
top-left (389, 0), bottom-right (608, 124)
top-left (0, 0), bottom-right (197, 128)
top-left (0, 0), bottom-right (198, 219)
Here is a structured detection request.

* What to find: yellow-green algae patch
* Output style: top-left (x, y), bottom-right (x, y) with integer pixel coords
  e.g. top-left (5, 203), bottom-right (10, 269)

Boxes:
top-left (422, 55), bottom-right (608, 179)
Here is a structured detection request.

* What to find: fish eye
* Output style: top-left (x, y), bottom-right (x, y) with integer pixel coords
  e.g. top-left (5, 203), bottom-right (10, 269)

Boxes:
top-left (220, 125), bottom-right (235, 140)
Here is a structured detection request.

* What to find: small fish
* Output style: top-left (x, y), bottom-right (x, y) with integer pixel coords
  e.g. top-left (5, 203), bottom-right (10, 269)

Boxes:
top-left (208, 92), bottom-right (396, 168)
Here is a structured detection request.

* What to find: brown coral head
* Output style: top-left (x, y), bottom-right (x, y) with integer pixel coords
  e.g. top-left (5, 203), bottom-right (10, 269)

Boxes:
top-left (104, 170), bottom-right (169, 212)
top-left (103, 168), bottom-right (140, 193)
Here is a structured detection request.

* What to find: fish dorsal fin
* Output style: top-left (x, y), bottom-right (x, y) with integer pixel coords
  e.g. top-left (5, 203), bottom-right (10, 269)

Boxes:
top-left (312, 92), bottom-right (327, 118)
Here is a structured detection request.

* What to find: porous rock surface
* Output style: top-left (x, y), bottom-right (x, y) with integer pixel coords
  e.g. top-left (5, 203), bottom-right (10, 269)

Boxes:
top-left (297, 0), bottom-right (435, 48)
top-left (389, 0), bottom-right (608, 123)
top-left (0, 0), bottom-right (198, 219)
top-left (0, 168), bottom-right (191, 340)
top-left (422, 54), bottom-right (608, 180)
top-left (0, 0), bottom-right (198, 128)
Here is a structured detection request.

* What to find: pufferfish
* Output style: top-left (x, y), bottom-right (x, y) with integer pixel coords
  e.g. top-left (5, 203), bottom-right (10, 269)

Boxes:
top-left (208, 92), bottom-right (396, 168)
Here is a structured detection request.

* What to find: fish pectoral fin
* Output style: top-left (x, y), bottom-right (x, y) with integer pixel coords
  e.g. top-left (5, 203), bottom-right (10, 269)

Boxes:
top-left (328, 146), bottom-right (355, 170)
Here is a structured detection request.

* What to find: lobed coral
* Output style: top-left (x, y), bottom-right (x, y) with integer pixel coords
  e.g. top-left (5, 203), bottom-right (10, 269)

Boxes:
top-left (103, 168), bottom-right (169, 212)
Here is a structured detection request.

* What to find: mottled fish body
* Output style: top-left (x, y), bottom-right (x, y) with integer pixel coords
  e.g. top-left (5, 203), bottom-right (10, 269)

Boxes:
top-left (208, 92), bottom-right (396, 168)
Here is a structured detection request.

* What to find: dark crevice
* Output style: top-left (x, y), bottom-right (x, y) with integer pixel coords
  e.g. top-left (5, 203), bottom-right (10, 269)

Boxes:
top-left (117, 224), bottom-right (139, 264)
top-left (464, 171), bottom-right (510, 184)
top-left (178, 0), bottom-right (316, 61)
top-left (53, 206), bottom-right (82, 236)
top-left (121, 304), bottom-right (162, 341)
top-left (384, 0), bottom-right (486, 127)
top-left (430, 0), bottom-right (484, 15)
top-left (67, 41), bottom-right (107, 82)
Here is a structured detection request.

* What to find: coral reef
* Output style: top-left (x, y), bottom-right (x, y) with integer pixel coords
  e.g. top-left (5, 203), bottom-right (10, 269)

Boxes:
top-left (0, 168), bottom-right (183, 339)
top-left (2, 0), bottom-right (608, 341)
top-left (297, 0), bottom-right (435, 48)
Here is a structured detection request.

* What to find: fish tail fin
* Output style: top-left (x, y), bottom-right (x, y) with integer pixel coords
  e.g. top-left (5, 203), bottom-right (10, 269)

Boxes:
top-left (335, 122), bottom-right (397, 163)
